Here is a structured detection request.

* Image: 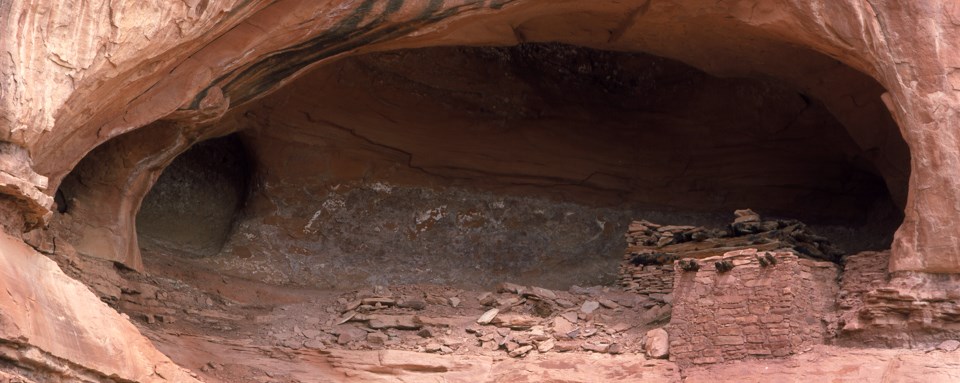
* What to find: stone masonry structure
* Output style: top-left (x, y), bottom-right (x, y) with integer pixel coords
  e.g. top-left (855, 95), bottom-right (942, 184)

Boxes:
top-left (619, 211), bottom-right (841, 302)
top-left (618, 261), bottom-right (675, 303)
top-left (668, 249), bottom-right (840, 367)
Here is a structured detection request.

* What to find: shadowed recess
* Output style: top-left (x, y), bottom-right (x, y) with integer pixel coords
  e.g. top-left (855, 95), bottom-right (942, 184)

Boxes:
top-left (136, 134), bottom-right (252, 257)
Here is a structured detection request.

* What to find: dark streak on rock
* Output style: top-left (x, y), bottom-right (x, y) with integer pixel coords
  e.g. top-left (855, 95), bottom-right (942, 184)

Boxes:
top-left (188, 0), bottom-right (515, 111)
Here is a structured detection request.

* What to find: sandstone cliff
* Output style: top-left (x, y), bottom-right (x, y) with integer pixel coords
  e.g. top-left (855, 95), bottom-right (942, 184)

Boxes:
top-left (2, 1), bottom-right (960, 381)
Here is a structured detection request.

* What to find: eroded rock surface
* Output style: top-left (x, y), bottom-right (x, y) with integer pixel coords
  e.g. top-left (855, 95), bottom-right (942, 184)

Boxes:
top-left (838, 251), bottom-right (960, 347)
top-left (681, 345), bottom-right (960, 383)
top-left (2, 0), bottom-right (960, 382)
top-left (0, 233), bottom-right (198, 382)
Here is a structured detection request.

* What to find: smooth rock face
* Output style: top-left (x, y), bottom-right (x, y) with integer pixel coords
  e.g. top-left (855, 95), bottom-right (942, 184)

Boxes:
top-left (0, 233), bottom-right (198, 382)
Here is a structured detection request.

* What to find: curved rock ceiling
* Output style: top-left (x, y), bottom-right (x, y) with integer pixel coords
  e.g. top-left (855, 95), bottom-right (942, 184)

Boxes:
top-left (2, 2), bottom-right (960, 277)
top-left (121, 43), bottom-right (906, 288)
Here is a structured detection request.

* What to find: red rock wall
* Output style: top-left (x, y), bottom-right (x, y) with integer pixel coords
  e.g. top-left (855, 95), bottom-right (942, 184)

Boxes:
top-left (839, 251), bottom-right (960, 347)
top-left (0, 233), bottom-right (198, 382)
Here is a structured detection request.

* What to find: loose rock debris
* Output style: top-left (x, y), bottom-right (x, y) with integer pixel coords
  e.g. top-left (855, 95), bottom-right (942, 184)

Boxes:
top-left (319, 282), bottom-right (670, 358)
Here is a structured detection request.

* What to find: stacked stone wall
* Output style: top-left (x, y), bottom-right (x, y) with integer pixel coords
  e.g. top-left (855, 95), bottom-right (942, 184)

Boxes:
top-left (667, 249), bottom-right (839, 367)
top-left (618, 260), bottom-right (674, 302)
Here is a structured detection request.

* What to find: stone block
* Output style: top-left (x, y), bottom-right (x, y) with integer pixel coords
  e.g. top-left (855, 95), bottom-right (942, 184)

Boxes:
top-left (645, 328), bottom-right (669, 359)
top-left (770, 307), bottom-right (793, 314)
top-left (693, 356), bottom-right (720, 365)
top-left (717, 295), bottom-right (746, 304)
top-left (718, 308), bottom-right (747, 316)
top-left (760, 314), bottom-right (783, 323)
top-left (748, 305), bottom-right (769, 315)
top-left (701, 348), bottom-right (723, 358)
top-left (737, 315), bottom-right (759, 325)
top-left (714, 336), bottom-right (745, 345)
top-left (772, 348), bottom-right (792, 357)
top-left (744, 279), bottom-right (772, 287)
top-left (746, 348), bottom-right (772, 356)
top-left (671, 344), bottom-right (693, 354)
top-left (768, 328), bottom-right (790, 336)
top-left (717, 316), bottom-right (739, 325)
top-left (717, 327), bottom-right (743, 336)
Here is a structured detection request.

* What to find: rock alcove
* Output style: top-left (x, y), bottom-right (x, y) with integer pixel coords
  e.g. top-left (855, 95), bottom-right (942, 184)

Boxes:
top-left (7, 2), bottom-right (960, 382)
top-left (106, 43), bottom-right (907, 289)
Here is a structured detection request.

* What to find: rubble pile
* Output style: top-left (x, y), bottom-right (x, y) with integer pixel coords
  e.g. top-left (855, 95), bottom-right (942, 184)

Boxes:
top-left (619, 209), bottom-right (843, 295)
top-left (265, 282), bottom-right (676, 359)
top-left (87, 255), bottom-right (677, 365)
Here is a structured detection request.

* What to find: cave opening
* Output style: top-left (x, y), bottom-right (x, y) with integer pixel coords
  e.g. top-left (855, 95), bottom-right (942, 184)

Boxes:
top-left (123, 42), bottom-right (908, 290)
top-left (136, 133), bottom-right (252, 257)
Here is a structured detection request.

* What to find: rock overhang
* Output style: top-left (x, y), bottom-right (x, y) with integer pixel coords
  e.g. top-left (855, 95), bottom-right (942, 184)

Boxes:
top-left (1, 0), bottom-right (957, 277)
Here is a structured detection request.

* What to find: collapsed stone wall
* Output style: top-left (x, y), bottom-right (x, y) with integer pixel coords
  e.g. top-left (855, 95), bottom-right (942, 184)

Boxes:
top-left (618, 211), bottom-right (844, 299)
top-left (667, 249), bottom-right (840, 367)
top-left (618, 261), bottom-right (675, 304)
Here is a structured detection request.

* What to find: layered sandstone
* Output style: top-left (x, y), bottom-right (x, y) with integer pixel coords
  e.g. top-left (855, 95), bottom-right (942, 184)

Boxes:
top-left (0, 233), bottom-right (198, 382)
top-left (2, 0), bottom-right (960, 382)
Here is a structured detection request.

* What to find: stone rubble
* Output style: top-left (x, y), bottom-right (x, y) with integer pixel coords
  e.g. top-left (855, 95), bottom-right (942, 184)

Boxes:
top-left (83, 260), bottom-right (673, 364)
top-left (301, 281), bottom-right (673, 359)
